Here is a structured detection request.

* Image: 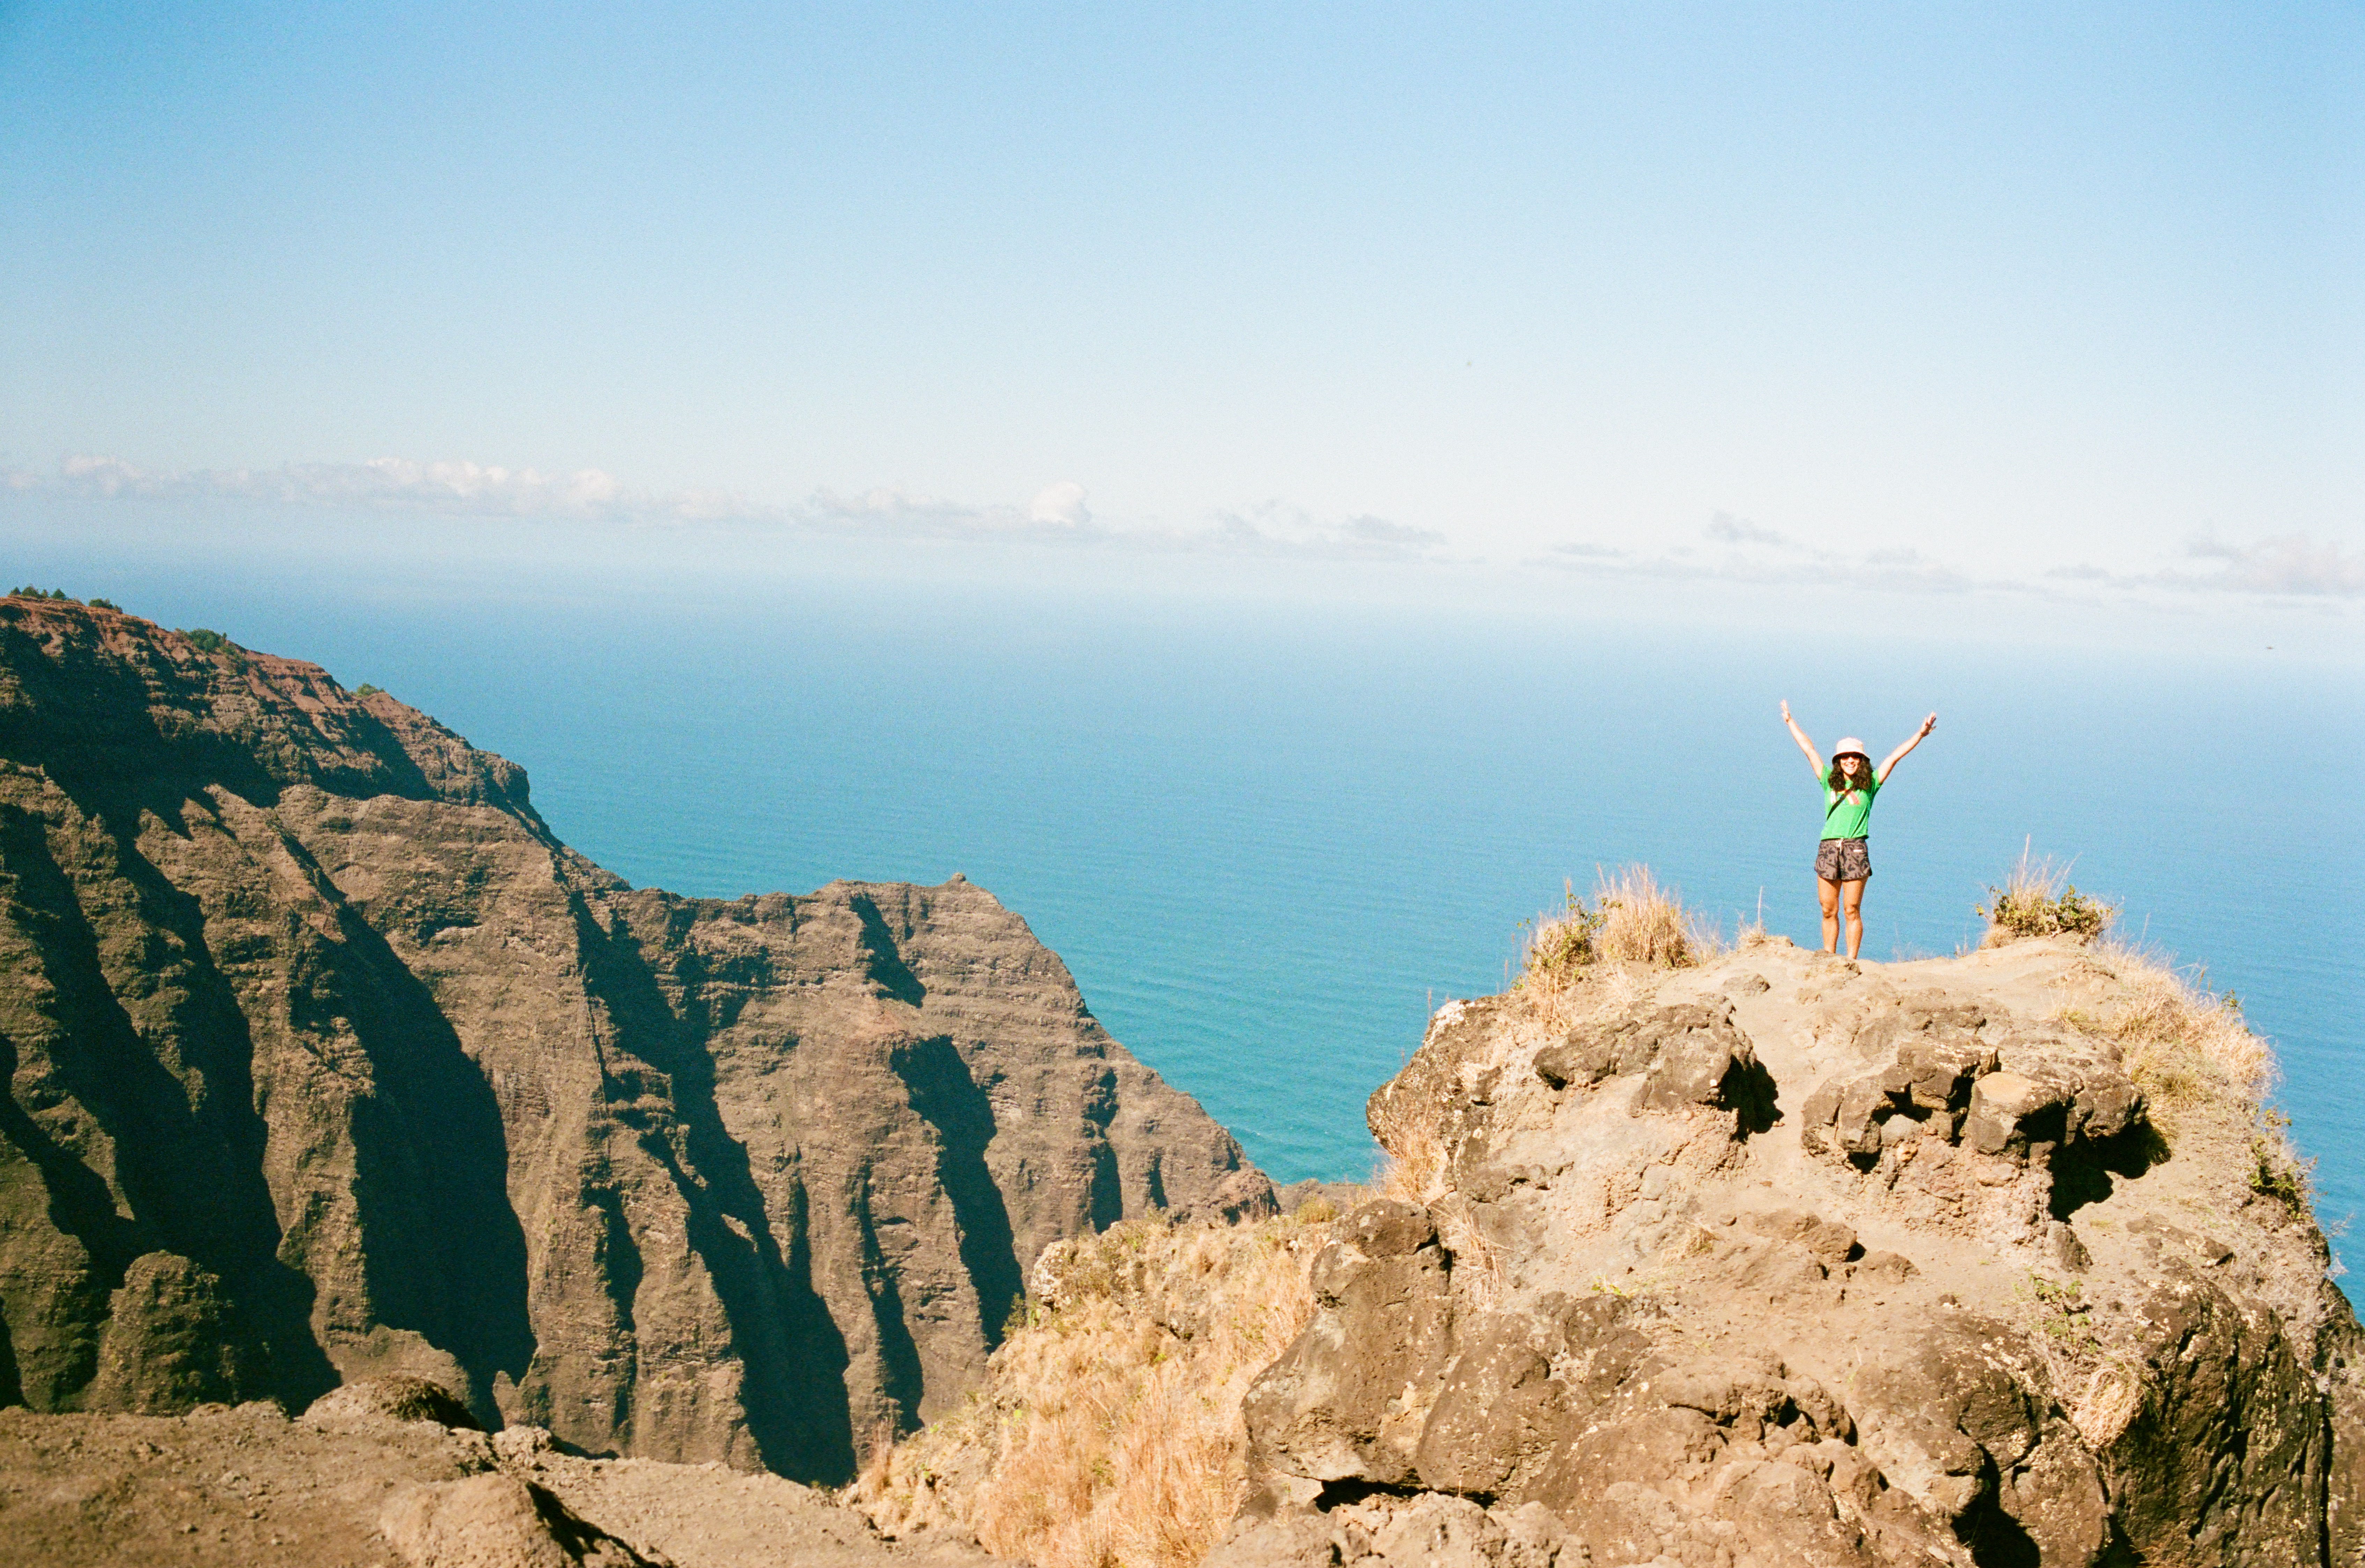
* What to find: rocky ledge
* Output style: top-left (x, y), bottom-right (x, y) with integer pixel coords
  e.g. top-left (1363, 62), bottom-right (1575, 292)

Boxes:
top-left (1221, 937), bottom-right (2363, 1568)
top-left (0, 598), bottom-right (1270, 1485)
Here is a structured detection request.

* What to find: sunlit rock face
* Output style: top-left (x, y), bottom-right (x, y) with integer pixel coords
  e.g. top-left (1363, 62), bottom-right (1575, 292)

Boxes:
top-left (1220, 939), bottom-right (2365, 1568)
top-left (0, 597), bottom-right (1269, 1483)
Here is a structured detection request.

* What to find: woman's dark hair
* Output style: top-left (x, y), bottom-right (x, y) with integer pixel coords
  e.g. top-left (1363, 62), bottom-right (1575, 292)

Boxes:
top-left (1827, 754), bottom-right (1870, 791)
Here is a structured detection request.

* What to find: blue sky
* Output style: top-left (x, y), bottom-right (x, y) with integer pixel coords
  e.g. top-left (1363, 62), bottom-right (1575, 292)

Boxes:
top-left (3, 2), bottom-right (2360, 616)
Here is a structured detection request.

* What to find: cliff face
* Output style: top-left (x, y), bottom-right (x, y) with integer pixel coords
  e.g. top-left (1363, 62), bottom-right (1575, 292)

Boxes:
top-left (0, 597), bottom-right (1270, 1481)
top-left (1222, 939), bottom-right (2365, 1568)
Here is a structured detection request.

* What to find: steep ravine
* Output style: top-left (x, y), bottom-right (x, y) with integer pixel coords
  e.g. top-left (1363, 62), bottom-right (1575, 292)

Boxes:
top-left (0, 597), bottom-right (1271, 1483)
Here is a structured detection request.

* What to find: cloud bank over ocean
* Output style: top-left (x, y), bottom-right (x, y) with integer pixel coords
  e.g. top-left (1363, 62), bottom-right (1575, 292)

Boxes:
top-left (8, 453), bottom-right (2357, 623)
top-left (1537, 510), bottom-right (2365, 602)
top-left (8, 455), bottom-right (1450, 563)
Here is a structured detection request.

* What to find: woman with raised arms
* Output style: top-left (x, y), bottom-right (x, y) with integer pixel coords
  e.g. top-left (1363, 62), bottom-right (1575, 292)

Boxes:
top-left (1780, 703), bottom-right (1938, 959)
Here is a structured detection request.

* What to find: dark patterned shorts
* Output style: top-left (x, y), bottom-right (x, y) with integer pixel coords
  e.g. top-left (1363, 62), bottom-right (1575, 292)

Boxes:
top-left (1816, 836), bottom-right (1872, 883)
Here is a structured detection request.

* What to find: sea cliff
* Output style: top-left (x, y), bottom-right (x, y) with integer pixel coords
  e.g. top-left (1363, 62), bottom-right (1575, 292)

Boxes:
top-left (0, 596), bottom-right (1270, 1484)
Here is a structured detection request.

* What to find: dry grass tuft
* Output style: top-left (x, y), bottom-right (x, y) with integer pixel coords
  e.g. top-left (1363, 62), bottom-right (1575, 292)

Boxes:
top-left (2062, 946), bottom-right (2318, 1211)
top-left (1369, 1053), bottom-right (1450, 1205)
top-left (1517, 866), bottom-right (1723, 1022)
top-left (1979, 841), bottom-right (2116, 946)
top-left (2065, 941), bottom-right (2319, 1211)
top-left (2050, 940), bottom-right (2314, 1207)
top-left (854, 1212), bottom-right (1323, 1568)
top-left (1594, 864), bottom-right (1723, 968)
top-left (2062, 939), bottom-right (2273, 1111)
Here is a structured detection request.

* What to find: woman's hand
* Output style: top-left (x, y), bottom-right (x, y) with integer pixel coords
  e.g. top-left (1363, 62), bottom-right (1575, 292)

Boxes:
top-left (1877, 713), bottom-right (1938, 784)
top-left (1782, 701), bottom-right (1821, 773)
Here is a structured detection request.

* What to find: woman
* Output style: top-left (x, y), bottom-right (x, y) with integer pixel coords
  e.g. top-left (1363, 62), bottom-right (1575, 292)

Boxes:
top-left (1779, 702), bottom-right (1937, 958)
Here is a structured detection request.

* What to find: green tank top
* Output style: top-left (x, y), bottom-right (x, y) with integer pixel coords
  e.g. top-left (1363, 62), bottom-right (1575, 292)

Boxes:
top-left (1821, 774), bottom-right (1879, 840)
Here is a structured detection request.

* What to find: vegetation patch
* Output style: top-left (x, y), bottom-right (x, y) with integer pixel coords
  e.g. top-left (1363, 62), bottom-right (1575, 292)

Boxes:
top-left (856, 1210), bottom-right (1324, 1568)
top-left (2248, 1109), bottom-right (2314, 1211)
top-left (1519, 881), bottom-right (1604, 991)
top-left (180, 627), bottom-right (252, 672)
top-left (1979, 842), bottom-right (2115, 944)
top-left (2016, 1274), bottom-right (2103, 1359)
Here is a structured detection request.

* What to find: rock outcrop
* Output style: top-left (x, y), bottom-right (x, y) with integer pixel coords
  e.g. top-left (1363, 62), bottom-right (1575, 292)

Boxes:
top-left (1222, 941), bottom-right (2365, 1567)
top-left (0, 597), bottom-right (1270, 1481)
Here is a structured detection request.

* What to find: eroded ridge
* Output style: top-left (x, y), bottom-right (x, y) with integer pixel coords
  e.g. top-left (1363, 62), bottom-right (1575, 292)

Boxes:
top-left (0, 597), bottom-right (1271, 1484)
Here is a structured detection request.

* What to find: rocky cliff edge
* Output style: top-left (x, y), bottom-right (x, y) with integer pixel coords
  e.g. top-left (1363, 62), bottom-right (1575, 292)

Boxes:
top-left (1220, 935), bottom-right (2364, 1568)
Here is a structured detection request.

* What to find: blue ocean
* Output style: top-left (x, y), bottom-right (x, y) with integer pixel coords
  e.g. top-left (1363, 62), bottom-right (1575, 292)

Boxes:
top-left (53, 551), bottom-right (2365, 1269)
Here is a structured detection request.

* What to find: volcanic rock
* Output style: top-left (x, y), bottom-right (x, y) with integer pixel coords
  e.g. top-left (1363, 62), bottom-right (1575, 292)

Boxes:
top-left (0, 597), bottom-right (1269, 1482)
top-left (1222, 941), bottom-right (2365, 1567)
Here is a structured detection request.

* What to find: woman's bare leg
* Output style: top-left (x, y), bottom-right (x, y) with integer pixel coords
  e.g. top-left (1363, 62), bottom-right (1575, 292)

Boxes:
top-left (1817, 877), bottom-right (1841, 952)
top-left (1841, 878), bottom-right (1866, 959)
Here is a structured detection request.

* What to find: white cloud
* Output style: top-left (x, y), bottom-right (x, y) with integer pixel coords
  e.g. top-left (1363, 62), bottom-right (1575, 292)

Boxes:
top-left (31, 453), bottom-right (644, 518)
top-left (2181, 534), bottom-right (2365, 597)
top-left (1704, 511), bottom-right (1788, 547)
top-left (1206, 501), bottom-right (1446, 560)
top-left (1542, 513), bottom-right (1975, 594)
top-left (1027, 480), bottom-right (1092, 528)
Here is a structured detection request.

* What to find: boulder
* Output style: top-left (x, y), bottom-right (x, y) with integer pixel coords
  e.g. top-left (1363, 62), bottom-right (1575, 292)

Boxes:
top-left (378, 1473), bottom-right (667, 1567)
top-left (1241, 1201), bottom-right (1456, 1486)
top-left (305, 1376), bottom-right (486, 1432)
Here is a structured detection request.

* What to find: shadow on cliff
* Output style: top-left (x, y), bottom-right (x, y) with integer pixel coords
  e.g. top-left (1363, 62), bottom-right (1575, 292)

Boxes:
top-left (270, 827), bottom-right (540, 1420)
top-left (0, 796), bottom-right (341, 1411)
top-left (570, 894), bottom-right (860, 1484)
top-left (850, 1173), bottom-right (930, 1433)
top-left (850, 895), bottom-right (927, 1009)
top-left (2046, 1116), bottom-right (2167, 1221)
top-left (891, 1036), bottom-right (1026, 1351)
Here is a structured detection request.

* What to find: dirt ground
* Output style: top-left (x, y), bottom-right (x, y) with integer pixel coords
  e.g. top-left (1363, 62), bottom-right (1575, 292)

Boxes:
top-left (0, 1401), bottom-right (990, 1568)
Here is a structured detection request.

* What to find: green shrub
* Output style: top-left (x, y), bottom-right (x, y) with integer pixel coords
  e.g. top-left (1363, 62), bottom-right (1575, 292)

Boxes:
top-left (1979, 842), bottom-right (2115, 945)
top-left (354, 682), bottom-right (383, 698)
top-left (1981, 882), bottom-right (2111, 941)
top-left (9, 585), bottom-right (75, 602)
top-left (2249, 1109), bottom-right (2313, 1209)
top-left (2016, 1273), bottom-right (2102, 1356)
top-left (1521, 884), bottom-right (1605, 988)
top-left (184, 628), bottom-right (230, 654)
top-left (88, 597), bottom-right (120, 611)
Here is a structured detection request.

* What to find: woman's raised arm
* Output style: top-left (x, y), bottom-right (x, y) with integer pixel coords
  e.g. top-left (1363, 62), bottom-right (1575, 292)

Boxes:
top-left (1780, 701), bottom-right (1825, 778)
top-left (1876, 713), bottom-right (1938, 784)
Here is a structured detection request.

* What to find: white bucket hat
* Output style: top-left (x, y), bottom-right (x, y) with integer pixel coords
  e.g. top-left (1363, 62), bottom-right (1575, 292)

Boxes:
top-left (1832, 737), bottom-right (1870, 762)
